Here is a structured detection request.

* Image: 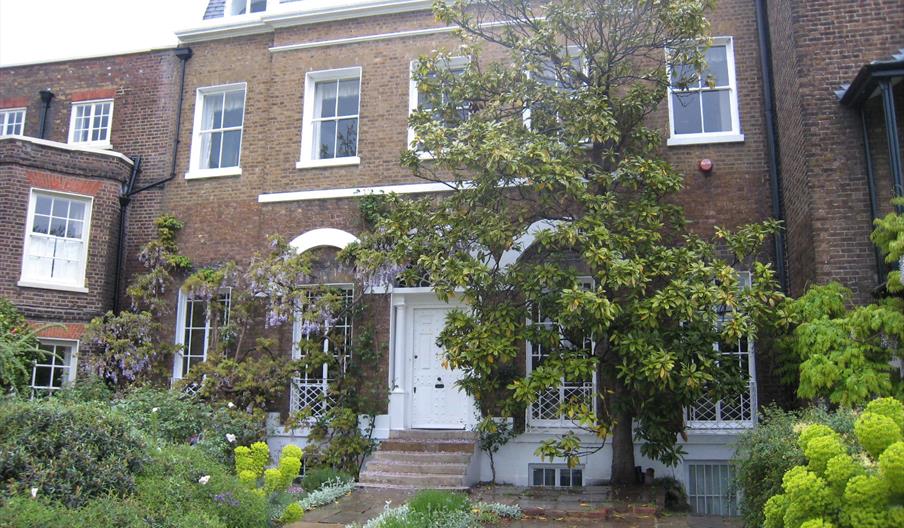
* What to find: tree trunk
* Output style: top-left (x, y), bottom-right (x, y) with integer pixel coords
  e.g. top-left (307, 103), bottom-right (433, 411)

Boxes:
top-left (609, 401), bottom-right (637, 484)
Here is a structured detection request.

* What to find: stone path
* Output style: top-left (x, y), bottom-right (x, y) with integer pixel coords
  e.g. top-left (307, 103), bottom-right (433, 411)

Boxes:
top-left (286, 486), bottom-right (742, 528)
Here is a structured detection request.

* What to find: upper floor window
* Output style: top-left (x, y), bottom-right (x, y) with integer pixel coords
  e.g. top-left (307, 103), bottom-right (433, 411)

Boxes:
top-left (667, 37), bottom-right (743, 146)
top-left (68, 100), bottom-right (113, 147)
top-left (230, 0), bottom-right (266, 16)
top-left (20, 190), bottom-right (93, 292)
top-left (0, 108), bottom-right (26, 136)
top-left (298, 68), bottom-right (361, 169)
top-left (188, 83), bottom-right (246, 179)
top-left (31, 339), bottom-right (78, 397)
top-left (173, 289), bottom-right (231, 380)
top-left (408, 57), bottom-right (470, 156)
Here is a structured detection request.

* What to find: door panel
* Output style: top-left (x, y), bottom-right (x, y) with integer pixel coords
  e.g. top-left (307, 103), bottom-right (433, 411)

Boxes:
top-left (411, 307), bottom-right (470, 429)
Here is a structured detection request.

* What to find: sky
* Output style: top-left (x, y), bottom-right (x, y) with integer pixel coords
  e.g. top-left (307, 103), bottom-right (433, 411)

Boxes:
top-left (0, 0), bottom-right (209, 67)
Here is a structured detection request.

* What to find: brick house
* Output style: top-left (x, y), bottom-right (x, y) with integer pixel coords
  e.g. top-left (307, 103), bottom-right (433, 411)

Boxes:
top-left (0, 0), bottom-right (901, 512)
top-left (0, 49), bottom-right (189, 394)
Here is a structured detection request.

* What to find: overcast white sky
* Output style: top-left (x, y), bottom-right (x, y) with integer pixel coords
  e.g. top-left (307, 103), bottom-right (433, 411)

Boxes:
top-left (0, 0), bottom-right (209, 67)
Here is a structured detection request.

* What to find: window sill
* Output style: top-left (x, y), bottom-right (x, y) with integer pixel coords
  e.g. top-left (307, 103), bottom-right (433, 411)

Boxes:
top-left (666, 133), bottom-right (745, 147)
top-left (185, 167), bottom-right (242, 180)
top-left (295, 156), bottom-right (360, 169)
top-left (17, 280), bottom-right (89, 294)
top-left (69, 141), bottom-right (112, 150)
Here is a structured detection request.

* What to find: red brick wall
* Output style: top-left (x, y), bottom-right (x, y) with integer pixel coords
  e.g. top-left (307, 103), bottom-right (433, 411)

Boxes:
top-left (0, 138), bottom-right (132, 327)
top-left (767, 0), bottom-right (904, 302)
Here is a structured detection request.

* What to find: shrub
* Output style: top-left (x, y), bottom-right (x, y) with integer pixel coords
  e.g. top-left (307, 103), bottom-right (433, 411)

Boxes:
top-left (0, 495), bottom-right (150, 528)
top-left (733, 406), bottom-right (857, 528)
top-left (0, 399), bottom-right (146, 507)
top-left (297, 478), bottom-right (355, 510)
top-left (0, 298), bottom-right (42, 395)
top-left (302, 466), bottom-right (353, 492)
top-left (54, 375), bottom-right (113, 403)
top-left (760, 397), bottom-right (904, 528)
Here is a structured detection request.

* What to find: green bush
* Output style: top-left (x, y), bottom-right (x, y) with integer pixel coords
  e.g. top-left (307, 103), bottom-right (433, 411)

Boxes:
top-left (53, 375), bottom-right (113, 403)
top-left (407, 489), bottom-right (469, 515)
top-left (302, 466), bottom-right (353, 491)
top-left (0, 298), bottom-right (42, 395)
top-left (0, 399), bottom-right (146, 507)
top-left (733, 406), bottom-right (857, 528)
top-left (762, 398), bottom-right (904, 528)
top-left (0, 495), bottom-right (150, 528)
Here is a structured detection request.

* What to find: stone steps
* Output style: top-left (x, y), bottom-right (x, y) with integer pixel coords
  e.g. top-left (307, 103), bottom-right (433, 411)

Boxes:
top-left (358, 430), bottom-right (476, 489)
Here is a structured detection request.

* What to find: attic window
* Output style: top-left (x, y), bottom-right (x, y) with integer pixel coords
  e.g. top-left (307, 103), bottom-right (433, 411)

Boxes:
top-left (230, 0), bottom-right (266, 16)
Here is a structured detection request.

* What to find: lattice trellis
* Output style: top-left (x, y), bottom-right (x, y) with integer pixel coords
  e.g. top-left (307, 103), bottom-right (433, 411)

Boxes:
top-left (290, 378), bottom-right (337, 419)
top-left (530, 381), bottom-right (595, 425)
top-left (688, 381), bottom-right (756, 428)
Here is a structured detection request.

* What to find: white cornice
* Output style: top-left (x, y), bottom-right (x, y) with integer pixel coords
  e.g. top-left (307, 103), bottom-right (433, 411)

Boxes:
top-left (176, 0), bottom-right (434, 45)
top-left (269, 24), bottom-right (456, 53)
top-left (0, 135), bottom-right (134, 165)
top-left (258, 181), bottom-right (471, 203)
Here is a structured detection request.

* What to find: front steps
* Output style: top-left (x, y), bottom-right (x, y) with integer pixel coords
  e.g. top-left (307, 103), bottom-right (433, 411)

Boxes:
top-left (358, 430), bottom-right (476, 489)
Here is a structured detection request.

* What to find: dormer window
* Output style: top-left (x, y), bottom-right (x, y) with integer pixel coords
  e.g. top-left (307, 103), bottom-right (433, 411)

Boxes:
top-left (230, 0), bottom-right (266, 16)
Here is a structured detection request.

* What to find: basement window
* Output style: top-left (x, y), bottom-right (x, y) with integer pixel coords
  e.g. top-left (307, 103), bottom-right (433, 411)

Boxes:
top-left (530, 464), bottom-right (584, 488)
top-left (687, 462), bottom-right (739, 516)
top-left (30, 339), bottom-right (78, 397)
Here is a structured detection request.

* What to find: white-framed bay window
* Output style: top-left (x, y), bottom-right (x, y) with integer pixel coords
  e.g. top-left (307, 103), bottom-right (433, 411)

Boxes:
top-left (187, 83), bottom-right (246, 179)
top-left (667, 37), bottom-right (743, 146)
top-left (19, 189), bottom-right (93, 293)
top-left (408, 56), bottom-right (470, 157)
top-left (173, 289), bottom-right (232, 380)
top-left (687, 271), bottom-right (757, 429)
top-left (526, 277), bottom-right (597, 428)
top-left (0, 108), bottom-right (26, 136)
top-left (298, 67), bottom-right (362, 169)
top-left (68, 99), bottom-right (113, 148)
top-left (290, 285), bottom-right (353, 419)
top-left (30, 339), bottom-right (78, 397)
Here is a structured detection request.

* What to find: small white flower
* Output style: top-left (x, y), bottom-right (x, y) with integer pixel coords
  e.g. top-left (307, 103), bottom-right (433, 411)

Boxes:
top-left (227, 402), bottom-right (235, 409)
top-left (199, 475), bottom-right (210, 485)
top-left (226, 433), bottom-right (236, 443)
top-left (30, 487), bottom-right (38, 499)
top-left (151, 407), bottom-right (159, 413)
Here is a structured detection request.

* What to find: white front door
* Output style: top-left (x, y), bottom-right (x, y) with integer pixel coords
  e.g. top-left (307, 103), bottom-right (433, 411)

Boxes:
top-left (410, 307), bottom-right (470, 429)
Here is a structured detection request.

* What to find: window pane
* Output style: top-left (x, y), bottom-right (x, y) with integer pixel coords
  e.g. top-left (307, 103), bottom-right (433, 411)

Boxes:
top-left (66, 220), bottom-right (83, 239)
top-left (223, 90), bottom-right (245, 128)
top-left (670, 63), bottom-right (699, 89)
top-left (202, 92), bottom-right (224, 131)
top-left (672, 92), bottom-right (702, 134)
top-left (33, 364), bottom-right (52, 387)
top-left (49, 218), bottom-right (67, 237)
top-left (32, 215), bottom-right (49, 234)
top-left (336, 118), bottom-right (358, 158)
top-left (702, 90), bottom-right (732, 133)
top-left (52, 198), bottom-right (69, 218)
top-left (221, 130), bottom-right (242, 168)
top-left (337, 79), bottom-right (359, 116)
top-left (316, 120), bottom-right (336, 159)
top-left (68, 201), bottom-right (85, 221)
top-left (560, 470), bottom-right (571, 487)
top-left (205, 132), bottom-right (222, 169)
top-left (572, 470), bottom-right (582, 486)
top-left (315, 81), bottom-right (337, 119)
top-left (545, 468), bottom-right (555, 486)
top-left (250, 0), bottom-right (266, 12)
top-left (703, 46), bottom-right (729, 87)
top-left (231, 0), bottom-right (247, 16)
top-left (532, 468), bottom-right (544, 486)
top-left (190, 300), bottom-right (207, 328)
top-left (35, 196), bottom-right (52, 215)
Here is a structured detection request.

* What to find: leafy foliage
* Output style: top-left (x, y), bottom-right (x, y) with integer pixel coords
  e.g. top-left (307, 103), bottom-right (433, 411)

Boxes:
top-left (348, 0), bottom-right (785, 480)
top-left (871, 197), bottom-right (904, 293)
top-left (733, 406), bottom-right (858, 528)
top-left (782, 282), bottom-right (903, 406)
top-left (762, 398), bottom-right (904, 528)
top-left (0, 399), bottom-right (146, 507)
top-left (233, 441), bottom-right (304, 524)
top-left (0, 298), bottom-right (43, 395)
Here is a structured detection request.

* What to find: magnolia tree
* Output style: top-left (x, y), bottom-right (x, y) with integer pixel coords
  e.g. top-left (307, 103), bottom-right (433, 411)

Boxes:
top-left (347, 0), bottom-right (786, 483)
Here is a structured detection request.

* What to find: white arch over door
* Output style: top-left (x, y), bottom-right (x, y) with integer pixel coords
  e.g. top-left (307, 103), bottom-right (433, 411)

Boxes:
top-left (289, 228), bottom-right (360, 254)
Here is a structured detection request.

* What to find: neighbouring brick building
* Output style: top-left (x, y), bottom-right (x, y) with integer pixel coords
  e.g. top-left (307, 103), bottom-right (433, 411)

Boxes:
top-left (0, 48), bottom-right (189, 394)
top-left (0, 0), bottom-right (901, 510)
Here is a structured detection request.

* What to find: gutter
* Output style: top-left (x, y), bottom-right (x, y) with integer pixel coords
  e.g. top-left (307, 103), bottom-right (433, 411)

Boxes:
top-left (112, 47), bottom-right (192, 312)
top-left (754, 0), bottom-right (788, 293)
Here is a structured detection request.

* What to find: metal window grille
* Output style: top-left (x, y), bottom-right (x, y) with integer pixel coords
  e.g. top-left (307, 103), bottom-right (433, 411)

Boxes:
top-left (687, 463), bottom-right (738, 516)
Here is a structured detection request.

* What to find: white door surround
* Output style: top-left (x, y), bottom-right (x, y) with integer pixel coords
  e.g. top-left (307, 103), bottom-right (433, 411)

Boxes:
top-left (388, 290), bottom-right (478, 431)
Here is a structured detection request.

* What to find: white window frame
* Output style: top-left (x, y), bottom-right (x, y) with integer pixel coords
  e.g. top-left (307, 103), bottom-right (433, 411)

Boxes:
top-left (686, 461), bottom-right (740, 516)
top-left (289, 284), bottom-right (353, 420)
top-left (686, 271), bottom-right (757, 429)
top-left (30, 339), bottom-right (78, 397)
top-left (18, 189), bottom-right (93, 293)
top-left (172, 288), bottom-right (232, 381)
top-left (228, 0), bottom-right (267, 16)
top-left (186, 82), bottom-right (247, 179)
top-left (0, 107), bottom-right (26, 136)
top-left (526, 277), bottom-right (598, 428)
top-left (529, 464), bottom-right (585, 488)
top-left (666, 37), bottom-right (744, 146)
top-left (408, 56), bottom-right (470, 160)
top-left (67, 99), bottom-right (114, 148)
top-left (297, 67), bottom-right (362, 169)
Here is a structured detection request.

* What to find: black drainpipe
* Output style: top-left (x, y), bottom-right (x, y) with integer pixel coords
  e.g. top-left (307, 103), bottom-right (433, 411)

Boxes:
top-left (859, 109), bottom-right (886, 285)
top-left (38, 89), bottom-right (54, 139)
top-left (111, 47), bottom-right (192, 312)
top-left (113, 156), bottom-right (141, 313)
top-left (754, 0), bottom-right (788, 293)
